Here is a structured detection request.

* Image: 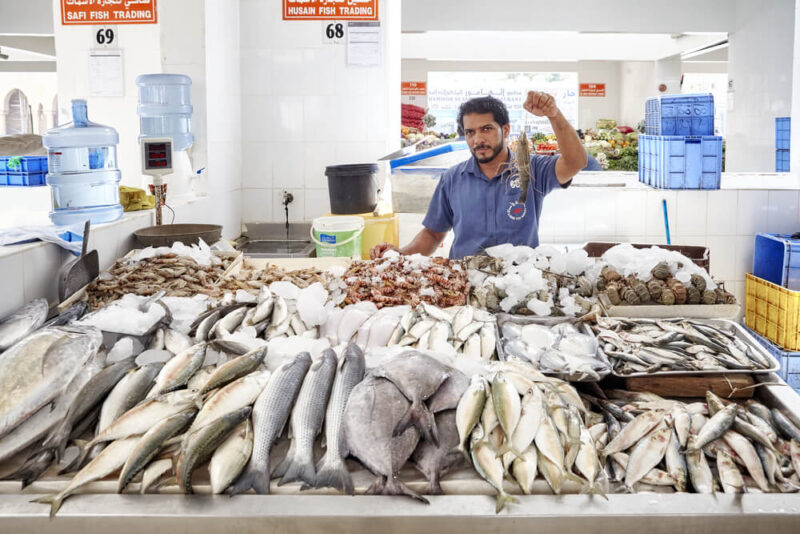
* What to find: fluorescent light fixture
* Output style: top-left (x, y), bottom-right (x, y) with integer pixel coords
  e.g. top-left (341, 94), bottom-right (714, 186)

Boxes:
top-left (681, 41), bottom-right (728, 60)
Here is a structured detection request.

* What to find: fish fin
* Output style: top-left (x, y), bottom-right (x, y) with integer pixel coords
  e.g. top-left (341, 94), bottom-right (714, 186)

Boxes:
top-left (314, 457), bottom-right (354, 495)
top-left (229, 465), bottom-right (271, 496)
top-left (425, 470), bottom-right (443, 495)
top-left (277, 457), bottom-right (316, 487)
top-left (494, 444), bottom-right (523, 459)
top-left (271, 441), bottom-right (296, 480)
top-left (565, 472), bottom-right (586, 487)
top-left (495, 492), bottom-right (517, 514)
top-left (31, 494), bottom-right (63, 519)
top-left (393, 401), bottom-right (439, 446)
top-left (580, 482), bottom-right (609, 501)
top-left (381, 476), bottom-right (430, 504)
top-left (453, 443), bottom-right (471, 463)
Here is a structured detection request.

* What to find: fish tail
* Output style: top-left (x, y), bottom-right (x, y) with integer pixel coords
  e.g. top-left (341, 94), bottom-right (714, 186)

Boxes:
top-left (495, 491), bottom-right (517, 514)
top-left (393, 401), bottom-right (439, 446)
top-left (230, 465), bottom-right (271, 496)
top-left (278, 457), bottom-right (316, 488)
top-left (31, 494), bottom-right (62, 519)
top-left (494, 444), bottom-right (523, 459)
top-left (314, 456), bottom-right (354, 495)
top-left (383, 476), bottom-right (430, 504)
top-left (453, 443), bottom-right (471, 463)
top-left (581, 481), bottom-right (609, 501)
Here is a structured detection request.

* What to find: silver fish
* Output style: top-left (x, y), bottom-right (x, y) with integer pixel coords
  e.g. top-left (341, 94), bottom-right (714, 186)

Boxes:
top-left (274, 349), bottom-right (337, 486)
top-left (312, 343), bottom-right (365, 495)
top-left (511, 446), bottom-right (538, 495)
top-left (194, 310), bottom-right (220, 342)
top-left (189, 370), bottom-right (270, 433)
top-left (471, 424), bottom-right (516, 512)
top-left (411, 410), bottom-right (464, 494)
top-left (0, 326), bottom-right (101, 438)
top-left (0, 298), bottom-right (48, 351)
top-left (455, 375), bottom-right (487, 459)
top-left (722, 429), bottom-right (769, 492)
top-left (716, 449), bottom-right (745, 494)
top-left (250, 296), bottom-right (274, 325)
top-left (139, 458), bottom-right (173, 494)
top-left (480, 324), bottom-right (496, 360)
top-left (624, 422), bottom-right (672, 491)
top-left (98, 363), bottom-right (163, 434)
top-left (213, 307), bottom-right (249, 339)
top-left (230, 352), bottom-right (312, 495)
top-left (771, 409), bottom-right (800, 441)
top-left (210, 419), bottom-right (253, 494)
top-left (427, 369), bottom-right (470, 414)
top-left (665, 430), bottom-right (688, 492)
top-left (602, 410), bottom-right (664, 457)
top-left (373, 352), bottom-right (451, 445)
top-left (152, 343), bottom-right (208, 395)
top-left (198, 346), bottom-right (267, 394)
top-left (686, 404), bottom-right (737, 452)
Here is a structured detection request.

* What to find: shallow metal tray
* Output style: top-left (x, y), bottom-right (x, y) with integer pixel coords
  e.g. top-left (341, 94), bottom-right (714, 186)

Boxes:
top-left (494, 314), bottom-right (612, 382)
top-left (597, 317), bottom-right (782, 378)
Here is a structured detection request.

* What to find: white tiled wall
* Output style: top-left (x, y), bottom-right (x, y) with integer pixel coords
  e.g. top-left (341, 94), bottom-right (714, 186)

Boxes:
top-left (240, 0), bottom-right (401, 224)
top-left (537, 187), bottom-right (800, 304)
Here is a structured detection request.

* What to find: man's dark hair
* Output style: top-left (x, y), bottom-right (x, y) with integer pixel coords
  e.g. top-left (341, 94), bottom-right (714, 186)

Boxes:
top-left (456, 96), bottom-right (510, 135)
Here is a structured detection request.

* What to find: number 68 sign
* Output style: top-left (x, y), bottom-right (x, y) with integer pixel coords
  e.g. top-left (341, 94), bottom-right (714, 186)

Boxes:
top-left (322, 22), bottom-right (345, 44)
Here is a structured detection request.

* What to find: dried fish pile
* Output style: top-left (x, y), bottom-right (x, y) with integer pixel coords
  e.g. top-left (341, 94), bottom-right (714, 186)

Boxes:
top-left (458, 364), bottom-right (607, 511)
top-left (86, 253), bottom-right (236, 309)
top-left (343, 254), bottom-right (469, 308)
top-left (592, 318), bottom-right (775, 375)
top-left (583, 390), bottom-right (800, 494)
top-left (497, 316), bottom-right (610, 381)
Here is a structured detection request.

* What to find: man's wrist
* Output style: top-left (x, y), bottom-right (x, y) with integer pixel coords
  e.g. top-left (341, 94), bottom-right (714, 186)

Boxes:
top-left (548, 109), bottom-right (564, 122)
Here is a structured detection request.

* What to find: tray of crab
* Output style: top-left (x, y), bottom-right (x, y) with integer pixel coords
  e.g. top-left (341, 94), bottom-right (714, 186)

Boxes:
top-left (494, 314), bottom-right (612, 382)
top-left (590, 317), bottom-right (781, 377)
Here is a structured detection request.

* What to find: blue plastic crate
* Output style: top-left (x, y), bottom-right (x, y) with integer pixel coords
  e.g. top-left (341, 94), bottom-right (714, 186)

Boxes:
top-left (645, 93), bottom-right (715, 136)
top-left (638, 135), bottom-right (722, 189)
top-left (753, 233), bottom-right (800, 291)
top-left (2, 171), bottom-right (47, 187)
top-left (747, 326), bottom-right (800, 391)
top-left (0, 155), bottom-right (47, 173)
top-left (776, 117), bottom-right (791, 150)
top-left (776, 149), bottom-right (790, 172)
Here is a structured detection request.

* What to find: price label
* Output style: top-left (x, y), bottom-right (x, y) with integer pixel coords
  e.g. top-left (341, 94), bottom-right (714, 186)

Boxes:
top-left (322, 22), bottom-right (345, 44)
top-left (95, 26), bottom-right (116, 47)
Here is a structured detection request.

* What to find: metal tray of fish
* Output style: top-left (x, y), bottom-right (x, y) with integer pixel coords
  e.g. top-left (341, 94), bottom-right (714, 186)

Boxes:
top-left (495, 314), bottom-right (612, 382)
top-left (593, 317), bottom-right (782, 377)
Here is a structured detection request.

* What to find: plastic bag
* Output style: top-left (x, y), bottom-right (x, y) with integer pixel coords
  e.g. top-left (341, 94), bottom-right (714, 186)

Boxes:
top-left (0, 223), bottom-right (85, 255)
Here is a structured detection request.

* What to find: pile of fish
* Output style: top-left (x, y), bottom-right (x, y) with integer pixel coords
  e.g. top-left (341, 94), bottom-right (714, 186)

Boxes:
top-left (592, 318), bottom-right (775, 375)
top-left (85, 252), bottom-right (237, 309)
top-left (323, 302), bottom-right (496, 359)
top-left (456, 364), bottom-right (607, 511)
top-left (582, 390), bottom-right (800, 494)
top-left (497, 316), bottom-right (610, 381)
top-left (343, 253), bottom-right (469, 308)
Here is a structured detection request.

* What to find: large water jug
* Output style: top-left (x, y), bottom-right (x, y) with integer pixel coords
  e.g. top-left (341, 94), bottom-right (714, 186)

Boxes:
top-left (43, 99), bottom-right (123, 225)
top-left (136, 74), bottom-right (193, 151)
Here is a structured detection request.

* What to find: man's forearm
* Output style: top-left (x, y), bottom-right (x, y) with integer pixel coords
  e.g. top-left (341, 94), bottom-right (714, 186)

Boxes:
top-left (401, 228), bottom-right (446, 256)
top-left (550, 111), bottom-right (587, 181)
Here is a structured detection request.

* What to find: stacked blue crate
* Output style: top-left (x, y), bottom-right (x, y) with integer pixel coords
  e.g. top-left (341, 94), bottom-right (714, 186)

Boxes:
top-left (775, 117), bottom-right (790, 172)
top-left (645, 93), bottom-right (715, 136)
top-left (638, 135), bottom-right (723, 189)
top-left (0, 156), bottom-right (48, 186)
top-left (747, 326), bottom-right (800, 392)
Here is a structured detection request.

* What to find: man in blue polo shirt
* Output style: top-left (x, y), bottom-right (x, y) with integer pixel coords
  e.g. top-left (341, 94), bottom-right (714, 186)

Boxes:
top-left (371, 92), bottom-right (587, 259)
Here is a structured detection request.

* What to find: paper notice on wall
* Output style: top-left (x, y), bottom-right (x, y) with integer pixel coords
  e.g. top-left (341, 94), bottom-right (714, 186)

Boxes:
top-left (347, 21), bottom-right (380, 66)
top-left (402, 82), bottom-right (427, 108)
top-left (88, 50), bottom-right (124, 97)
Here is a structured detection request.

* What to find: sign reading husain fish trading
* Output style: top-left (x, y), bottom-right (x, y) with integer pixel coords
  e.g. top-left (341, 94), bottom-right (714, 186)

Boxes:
top-left (61, 0), bottom-right (157, 25)
top-left (284, 0), bottom-right (378, 20)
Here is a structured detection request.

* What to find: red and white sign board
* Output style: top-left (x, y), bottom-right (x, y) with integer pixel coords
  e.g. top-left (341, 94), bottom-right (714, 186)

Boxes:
top-left (284, 0), bottom-right (378, 21)
top-left (579, 83), bottom-right (606, 97)
top-left (401, 81), bottom-right (427, 107)
top-left (61, 0), bottom-right (157, 25)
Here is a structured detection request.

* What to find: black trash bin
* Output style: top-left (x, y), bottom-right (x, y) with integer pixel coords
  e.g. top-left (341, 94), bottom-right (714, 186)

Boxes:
top-left (325, 163), bottom-right (379, 214)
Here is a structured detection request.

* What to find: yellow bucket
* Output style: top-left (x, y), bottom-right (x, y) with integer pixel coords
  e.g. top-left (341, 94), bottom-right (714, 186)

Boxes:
top-left (324, 212), bottom-right (399, 259)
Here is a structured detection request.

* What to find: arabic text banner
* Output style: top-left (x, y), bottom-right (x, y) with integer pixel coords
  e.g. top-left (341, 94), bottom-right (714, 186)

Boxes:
top-left (283, 0), bottom-right (378, 21)
top-left (61, 0), bottom-right (158, 25)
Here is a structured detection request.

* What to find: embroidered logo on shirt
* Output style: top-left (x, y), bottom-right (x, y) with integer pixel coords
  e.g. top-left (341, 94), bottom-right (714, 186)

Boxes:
top-left (507, 201), bottom-right (527, 221)
top-left (509, 176), bottom-right (520, 190)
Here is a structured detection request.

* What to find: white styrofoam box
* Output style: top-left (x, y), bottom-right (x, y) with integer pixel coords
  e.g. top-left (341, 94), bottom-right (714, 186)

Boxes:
top-left (271, 96), bottom-right (304, 142)
top-left (582, 190), bottom-right (618, 239)
top-left (242, 188), bottom-right (273, 223)
top-left (241, 49), bottom-right (274, 96)
top-left (675, 191), bottom-right (708, 237)
top-left (242, 141), bottom-right (274, 189)
top-left (272, 188), bottom-right (306, 223)
top-left (272, 143), bottom-right (306, 189)
top-left (734, 234), bottom-right (755, 280)
top-left (614, 190), bottom-right (647, 238)
top-left (766, 190), bottom-right (800, 233)
top-left (242, 95), bottom-right (273, 142)
top-left (706, 235), bottom-right (736, 281)
top-left (0, 253), bottom-right (25, 317)
top-left (303, 142), bottom-right (337, 190)
top-left (644, 190), bottom-right (677, 237)
top-left (302, 96), bottom-right (339, 142)
top-left (304, 189), bottom-right (331, 221)
top-left (735, 190), bottom-right (769, 235)
top-left (706, 190), bottom-right (738, 235)
top-left (271, 49), bottom-right (306, 96)
top-left (302, 48), bottom-right (336, 97)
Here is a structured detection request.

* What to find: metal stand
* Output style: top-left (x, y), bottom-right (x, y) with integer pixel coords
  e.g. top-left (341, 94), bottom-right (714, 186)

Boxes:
top-left (153, 177), bottom-right (165, 226)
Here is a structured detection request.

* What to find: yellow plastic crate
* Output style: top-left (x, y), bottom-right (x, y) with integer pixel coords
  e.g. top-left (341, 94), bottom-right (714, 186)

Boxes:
top-left (745, 273), bottom-right (800, 351)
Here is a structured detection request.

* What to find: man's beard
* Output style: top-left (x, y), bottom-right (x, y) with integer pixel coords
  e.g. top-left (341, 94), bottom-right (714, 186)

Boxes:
top-left (471, 142), bottom-right (503, 164)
